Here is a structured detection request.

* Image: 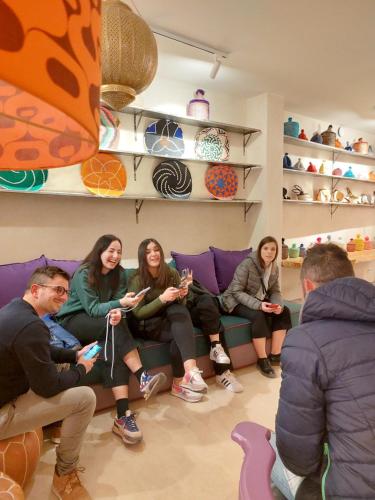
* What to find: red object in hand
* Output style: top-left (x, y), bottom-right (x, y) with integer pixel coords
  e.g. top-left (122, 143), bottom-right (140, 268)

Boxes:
top-left (268, 304), bottom-right (279, 309)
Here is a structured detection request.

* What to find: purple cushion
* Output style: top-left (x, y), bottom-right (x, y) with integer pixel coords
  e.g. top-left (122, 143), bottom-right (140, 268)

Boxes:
top-left (210, 246), bottom-right (251, 292)
top-left (45, 258), bottom-right (82, 277)
top-left (0, 255), bottom-right (47, 308)
top-left (170, 250), bottom-right (220, 295)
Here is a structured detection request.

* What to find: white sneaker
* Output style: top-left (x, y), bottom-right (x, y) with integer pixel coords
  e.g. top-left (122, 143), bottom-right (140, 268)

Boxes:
top-left (210, 344), bottom-right (230, 364)
top-left (180, 367), bottom-right (208, 392)
top-left (216, 370), bottom-right (243, 393)
top-left (171, 382), bottom-right (203, 403)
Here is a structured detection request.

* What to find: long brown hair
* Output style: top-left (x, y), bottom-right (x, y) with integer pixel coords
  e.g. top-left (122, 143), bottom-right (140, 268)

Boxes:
top-left (257, 236), bottom-right (279, 268)
top-left (137, 238), bottom-right (172, 289)
top-left (82, 234), bottom-right (123, 291)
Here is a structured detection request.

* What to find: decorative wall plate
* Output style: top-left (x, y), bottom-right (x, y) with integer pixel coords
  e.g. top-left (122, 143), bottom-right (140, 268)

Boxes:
top-left (81, 152), bottom-right (126, 197)
top-left (152, 160), bottom-right (192, 199)
top-left (0, 169), bottom-right (48, 192)
top-left (195, 127), bottom-right (229, 161)
top-left (99, 105), bottom-right (119, 149)
top-left (205, 165), bottom-right (238, 200)
top-left (144, 119), bottom-right (184, 157)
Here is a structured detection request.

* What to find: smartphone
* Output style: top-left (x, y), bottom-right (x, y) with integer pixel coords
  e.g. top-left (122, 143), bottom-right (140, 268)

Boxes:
top-left (268, 303), bottom-right (279, 309)
top-left (135, 286), bottom-right (151, 298)
top-left (83, 344), bottom-right (102, 360)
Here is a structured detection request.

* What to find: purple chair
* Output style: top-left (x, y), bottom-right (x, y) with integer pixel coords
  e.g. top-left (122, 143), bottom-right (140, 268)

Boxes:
top-left (231, 421), bottom-right (276, 500)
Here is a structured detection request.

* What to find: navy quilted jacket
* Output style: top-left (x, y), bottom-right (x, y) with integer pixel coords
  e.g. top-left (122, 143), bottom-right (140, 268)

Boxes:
top-left (276, 277), bottom-right (375, 499)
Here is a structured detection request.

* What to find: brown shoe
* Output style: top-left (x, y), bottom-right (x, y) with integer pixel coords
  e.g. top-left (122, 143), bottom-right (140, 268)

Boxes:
top-left (52, 468), bottom-right (91, 499)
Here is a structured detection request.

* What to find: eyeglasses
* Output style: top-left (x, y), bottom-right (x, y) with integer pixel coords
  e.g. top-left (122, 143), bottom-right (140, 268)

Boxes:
top-left (36, 284), bottom-right (71, 296)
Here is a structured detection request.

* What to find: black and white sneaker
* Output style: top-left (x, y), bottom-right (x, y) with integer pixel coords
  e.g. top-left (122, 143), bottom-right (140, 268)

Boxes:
top-left (216, 370), bottom-right (243, 393)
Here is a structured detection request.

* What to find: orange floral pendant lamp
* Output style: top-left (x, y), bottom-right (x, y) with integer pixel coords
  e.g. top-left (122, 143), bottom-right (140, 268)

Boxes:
top-left (0, 0), bottom-right (101, 170)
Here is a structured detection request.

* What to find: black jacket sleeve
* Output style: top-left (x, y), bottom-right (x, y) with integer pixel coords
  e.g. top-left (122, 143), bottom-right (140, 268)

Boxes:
top-left (14, 321), bottom-right (85, 398)
top-left (50, 345), bottom-right (77, 364)
top-left (275, 325), bottom-right (327, 477)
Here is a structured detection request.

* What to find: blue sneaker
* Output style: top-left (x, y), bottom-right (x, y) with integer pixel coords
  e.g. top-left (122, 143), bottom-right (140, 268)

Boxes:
top-left (113, 410), bottom-right (142, 444)
top-left (139, 371), bottom-right (167, 400)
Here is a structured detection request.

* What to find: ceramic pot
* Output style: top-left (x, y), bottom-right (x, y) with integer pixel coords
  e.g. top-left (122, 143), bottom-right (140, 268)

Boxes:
top-left (284, 117), bottom-right (300, 137)
top-left (364, 237), bottom-right (372, 250)
top-left (299, 244), bottom-right (306, 258)
top-left (353, 138), bottom-right (369, 154)
top-left (288, 243), bottom-right (299, 258)
top-left (282, 238), bottom-right (289, 259)
top-left (346, 239), bottom-right (356, 252)
top-left (321, 125), bottom-right (336, 146)
top-left (310, 132), bottom-right (323, 143)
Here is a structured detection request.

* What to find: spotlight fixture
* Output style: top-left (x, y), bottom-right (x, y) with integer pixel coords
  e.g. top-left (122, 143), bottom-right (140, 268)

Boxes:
top-left (151, 26), bottom-right (228, 79)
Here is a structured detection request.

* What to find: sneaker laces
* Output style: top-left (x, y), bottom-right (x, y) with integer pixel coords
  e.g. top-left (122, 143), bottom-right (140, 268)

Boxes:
top-left (123, 412), bottom-right (138, 432)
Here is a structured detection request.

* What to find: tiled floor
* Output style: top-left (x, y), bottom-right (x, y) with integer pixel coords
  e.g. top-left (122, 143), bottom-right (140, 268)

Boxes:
top-left (25, 365), bottom-right (282, 499)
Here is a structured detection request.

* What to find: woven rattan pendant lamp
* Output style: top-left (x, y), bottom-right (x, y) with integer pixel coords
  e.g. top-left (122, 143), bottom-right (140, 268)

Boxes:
top-left (101, 0), bottom-right (158, 111)
top-left (0, 0), bottom-right (101, 170)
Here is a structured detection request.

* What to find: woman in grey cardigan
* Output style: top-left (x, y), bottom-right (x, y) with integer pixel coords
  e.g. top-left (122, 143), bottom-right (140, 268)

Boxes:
top-left (221, 236), bottom-right (291, 378)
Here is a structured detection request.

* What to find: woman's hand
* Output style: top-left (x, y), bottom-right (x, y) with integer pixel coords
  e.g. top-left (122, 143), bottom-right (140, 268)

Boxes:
top-left (178, 286), bottom-right (189, 299)
top-left (261, 302), bottom-right (278, 313)
top-left (273, 305), bottom-right (283, 315)
top-left (160, 287), bottom-right (180, 304)
top-left (109, 308), bottom-right (122, 325)
top-left (120, 292), bottom-right (143, 308)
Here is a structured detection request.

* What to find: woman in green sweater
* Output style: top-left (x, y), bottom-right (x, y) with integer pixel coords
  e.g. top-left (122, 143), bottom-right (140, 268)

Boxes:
top-left (128, 238), bottom-right (208, 403)
top-left (56, 234), bottom-right (166, 445)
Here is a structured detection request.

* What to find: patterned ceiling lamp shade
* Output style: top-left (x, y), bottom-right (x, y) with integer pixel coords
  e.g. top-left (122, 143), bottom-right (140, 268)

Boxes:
top-left (153, 160), bottom-right (192, 199)
top-left (0, 1), bottom-right (101, 170)
top-left (81, 152), bottom-right (127, 197)
top-left (0, 169), bottom-right (48, 192)
top-left (205, 165), bottom-right (238, 200)
top-left (101, 0), bottom-right (158, 110)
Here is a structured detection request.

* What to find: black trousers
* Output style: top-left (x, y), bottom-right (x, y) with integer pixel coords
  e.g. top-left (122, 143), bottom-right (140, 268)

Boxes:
top-left (188, 294), bottom-right (232, 375)
top-left (231, 304), bottom-right (292, 340)
top-left (59, 313), bottom-right (137, 388)
top-left (131, 303), bottom-right (196, 378)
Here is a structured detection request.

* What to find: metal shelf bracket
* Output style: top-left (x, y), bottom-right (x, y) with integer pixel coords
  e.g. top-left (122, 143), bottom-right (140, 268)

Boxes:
top-left (243, 131), bottom-right (260, 155)
top-left (133, 111), bottom-right (144, 141)
top-left (243, 166), bottom-right (253, 188)
top-left (244, 202), bottom-right (254, 221)
top-left (133, 155), bottom-right (144, 181)
top-left (135, 199), bottom-right (144, 223)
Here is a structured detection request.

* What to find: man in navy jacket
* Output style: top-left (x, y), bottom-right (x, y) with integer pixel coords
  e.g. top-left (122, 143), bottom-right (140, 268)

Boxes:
top-left (0, 266), bottom-right (97, 499)
top-left (272, 244), bottom-right (375, 499)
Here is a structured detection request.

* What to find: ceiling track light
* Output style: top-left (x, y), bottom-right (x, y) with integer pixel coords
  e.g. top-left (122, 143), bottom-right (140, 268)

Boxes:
top-left (151, 25), bottom-right (228, 79)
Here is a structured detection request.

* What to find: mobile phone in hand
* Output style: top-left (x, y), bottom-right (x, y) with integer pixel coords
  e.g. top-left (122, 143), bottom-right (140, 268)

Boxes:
top-left (83, 344), bottom-right (102, 360)
top-left (268, 303), bottom-right (279, 309)
top-left (135, 286), bottom-right (151, 298)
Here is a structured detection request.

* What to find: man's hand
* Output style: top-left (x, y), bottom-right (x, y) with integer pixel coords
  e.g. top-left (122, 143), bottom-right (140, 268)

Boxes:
top-left (76, 342), bottom-right (98, 373)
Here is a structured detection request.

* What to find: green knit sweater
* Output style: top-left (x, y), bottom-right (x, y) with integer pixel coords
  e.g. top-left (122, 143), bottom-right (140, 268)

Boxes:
top-left (56, 265), bottom-right (127, 319)
top-left (128, 268), bottom-right (187, 320)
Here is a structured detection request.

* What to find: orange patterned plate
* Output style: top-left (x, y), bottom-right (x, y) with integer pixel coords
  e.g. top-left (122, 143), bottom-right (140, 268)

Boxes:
top-left (81, 152), bottom-right (126, 197)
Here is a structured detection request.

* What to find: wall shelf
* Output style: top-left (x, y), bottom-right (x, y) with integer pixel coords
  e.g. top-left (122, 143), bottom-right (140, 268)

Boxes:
top-left (283, 168), bottom-right (375, 185)
top-left (284, 135), bottom-right (375, 162)
top-left (0, 188), bottom-right (261, 224)
top-left (282, 249), bottom-right (375, 268)
top-left (100, 147), bottom-right (262, 187)
top-left (119, 106), bottom-right (261, 154)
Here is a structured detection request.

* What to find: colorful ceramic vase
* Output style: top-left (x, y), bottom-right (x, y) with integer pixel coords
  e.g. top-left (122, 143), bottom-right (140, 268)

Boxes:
top-left (282, 238), bottom-right (289, 260)
top-left (298, 129), bottom-right (308, 140)
top-left (283, 153), bottom-right (292, 169)
top-left (288, 243), bottom-right (299, 258)
top-left (322, 125), bottom-right (336, 146)
top-left (343, 166), bottom-right (355, 178)
top-left (364, 236), bottom-right (372, 250)
top-left (335, 138), bottom-right (343, 148)
top-left (316, 237), bottom-right (322, 244)
top-left (187, 89), bottom-right (209, 120)
top-left (299, 244), bottom-right (306, 258)
top-left (310, 131), bottom-right (323, 143)
top-left (284, 117), bottom-right (299, 137)
top-left (307, 162), bottom-right (317, 173)
top-left (332, 167), bottom-right (343, 176)
top-left (345, 141), bottom-right (352, 151)
top-left (319, 161), bottom-right (326, 174)
top-left (293, 158), bottom-right (305, 171)
top-left (353, 138), bottom-right (369, 154)
top-left (354, 234), bottom-right (364, 251)
top-left (346, 239), bottom-right (356, 252)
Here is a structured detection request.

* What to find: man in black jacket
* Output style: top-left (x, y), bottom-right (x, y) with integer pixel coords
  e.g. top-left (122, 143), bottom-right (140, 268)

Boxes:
top-left (272, 244), bottom-right (375, 499)
top-left (0, 266), bottom-right (97, 499)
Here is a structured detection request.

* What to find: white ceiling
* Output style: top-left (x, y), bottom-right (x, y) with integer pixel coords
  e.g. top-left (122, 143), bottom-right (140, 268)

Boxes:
top-left (130, 0), bottom-right (375, 133)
